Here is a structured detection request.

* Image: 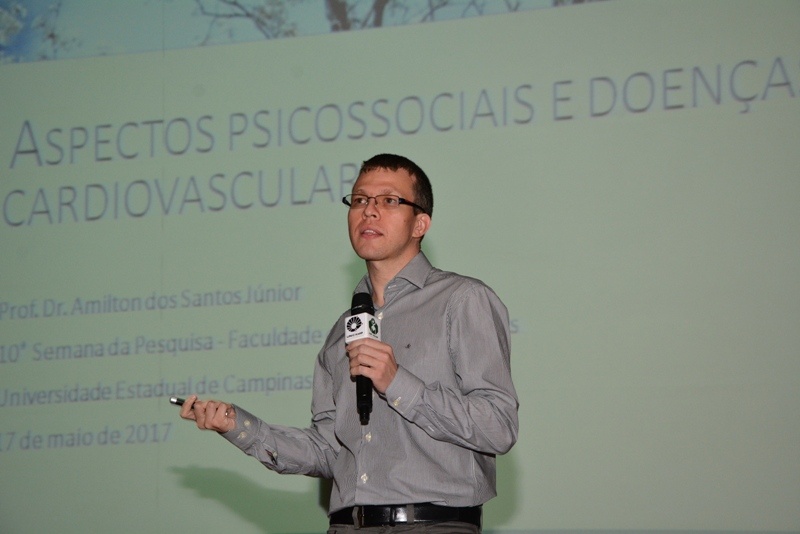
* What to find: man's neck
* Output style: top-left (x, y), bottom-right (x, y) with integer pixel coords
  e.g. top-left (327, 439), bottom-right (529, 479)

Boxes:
top-left (365, 252), bottom-right (419, 307)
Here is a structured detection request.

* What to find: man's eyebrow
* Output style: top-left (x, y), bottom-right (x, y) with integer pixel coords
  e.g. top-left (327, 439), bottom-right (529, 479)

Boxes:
top-left (352, 188), bottom-right (399, 195)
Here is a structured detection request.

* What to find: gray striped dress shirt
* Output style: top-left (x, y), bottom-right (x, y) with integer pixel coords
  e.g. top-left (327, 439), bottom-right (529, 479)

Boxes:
top-left (223, 252), bottom-right (518, 513)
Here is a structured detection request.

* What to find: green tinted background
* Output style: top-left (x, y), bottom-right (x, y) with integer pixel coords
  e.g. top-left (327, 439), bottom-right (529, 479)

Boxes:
top-left (1, 1), bottom-right (799, 533)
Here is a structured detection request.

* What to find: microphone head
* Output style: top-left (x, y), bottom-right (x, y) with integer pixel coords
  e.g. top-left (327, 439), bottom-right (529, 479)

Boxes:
top-left (351, 292), bottom-right (374, 315)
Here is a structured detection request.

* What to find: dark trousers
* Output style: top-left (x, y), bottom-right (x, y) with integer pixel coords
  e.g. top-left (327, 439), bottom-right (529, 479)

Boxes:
top-left (328, 522), bottom-right (480, 533)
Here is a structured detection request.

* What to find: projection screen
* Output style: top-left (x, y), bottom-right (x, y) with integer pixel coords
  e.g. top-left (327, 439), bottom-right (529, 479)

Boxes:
top-left (1, 1), bottom-right (798, 532)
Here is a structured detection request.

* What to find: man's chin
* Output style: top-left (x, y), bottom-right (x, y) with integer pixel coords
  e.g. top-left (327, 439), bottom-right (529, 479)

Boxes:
top-left (354, 250), bottom-right (382, 261)
top-left (351, 240), bottom-right (380, 258)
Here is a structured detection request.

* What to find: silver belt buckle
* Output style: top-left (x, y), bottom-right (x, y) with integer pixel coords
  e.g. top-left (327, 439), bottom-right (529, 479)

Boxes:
top-left (393, 505), bottom-right (408, 524)
top-left (355, 506), bottom-right (365, 528)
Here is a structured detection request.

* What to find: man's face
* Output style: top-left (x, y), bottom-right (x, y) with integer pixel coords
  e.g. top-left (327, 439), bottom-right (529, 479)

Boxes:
top-left (347, 167), bottom-right (430, 267)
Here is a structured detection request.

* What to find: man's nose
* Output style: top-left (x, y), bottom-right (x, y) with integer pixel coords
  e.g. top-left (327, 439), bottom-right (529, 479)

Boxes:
top-left (362, 197), bottom-right (380, 217)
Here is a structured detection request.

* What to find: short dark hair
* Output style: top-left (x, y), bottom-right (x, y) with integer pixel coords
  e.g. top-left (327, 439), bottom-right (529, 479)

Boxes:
top-left (358, 154), bottom-right (433, 217)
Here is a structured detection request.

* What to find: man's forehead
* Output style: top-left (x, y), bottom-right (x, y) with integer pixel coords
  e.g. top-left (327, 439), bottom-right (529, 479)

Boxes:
top-left (353, 167), bottom-right (415, 192)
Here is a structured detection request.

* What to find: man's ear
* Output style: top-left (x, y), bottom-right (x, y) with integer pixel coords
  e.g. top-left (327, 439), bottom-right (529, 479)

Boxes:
top-left (413, 213), bottom-right (431, 239)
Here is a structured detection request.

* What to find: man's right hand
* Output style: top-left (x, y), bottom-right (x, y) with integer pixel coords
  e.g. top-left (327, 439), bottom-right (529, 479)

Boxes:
top-left (180, 394), bottom-right (236, 433)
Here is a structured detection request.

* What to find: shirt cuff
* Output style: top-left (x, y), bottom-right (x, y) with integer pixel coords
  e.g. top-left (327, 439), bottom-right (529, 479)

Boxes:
top-left (220, 404), bottom-right (260, 451)
top-left (384, 366), bottom-right (425, 416)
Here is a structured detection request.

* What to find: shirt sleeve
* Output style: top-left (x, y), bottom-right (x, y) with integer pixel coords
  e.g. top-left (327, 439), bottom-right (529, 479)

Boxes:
top-left (219, 343), bottom-right (340, 478)
top-left (218, 406), bottom-right (334, 478)
top-left (384, 281), bottom-right (519, 455)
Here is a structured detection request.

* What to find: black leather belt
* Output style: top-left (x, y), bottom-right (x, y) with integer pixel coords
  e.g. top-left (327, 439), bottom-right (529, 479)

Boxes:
top-left (329, 503), bottom-right (481, 528)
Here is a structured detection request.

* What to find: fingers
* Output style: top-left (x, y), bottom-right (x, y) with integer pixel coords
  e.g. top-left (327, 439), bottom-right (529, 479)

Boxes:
top-left (179, 395), bottom-right (234, 432)
top-left (346, 339), bottom-right (397, 393)
top-left (179, 395), bottom-right (198, 421)
top-left (346, 340), bottom-right (379, 375)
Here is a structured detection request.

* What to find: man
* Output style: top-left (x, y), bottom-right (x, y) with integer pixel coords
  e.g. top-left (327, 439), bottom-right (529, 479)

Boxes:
top-left (181, 154), bottom-right (518, 533)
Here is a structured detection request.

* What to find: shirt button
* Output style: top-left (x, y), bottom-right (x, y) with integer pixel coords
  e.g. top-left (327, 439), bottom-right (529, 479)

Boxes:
top-left (360, 473), bottom-right (369, 484)
top-left (392, 397), bottom-right (402, 407)
top-left (365, 432), bottom-right (372, 442)
top-left (377, 311), bottom-right (384, 320)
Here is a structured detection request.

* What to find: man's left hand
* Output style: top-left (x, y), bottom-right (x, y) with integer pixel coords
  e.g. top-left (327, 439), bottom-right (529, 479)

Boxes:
top-left (346, 338), bottom-right (398, 394)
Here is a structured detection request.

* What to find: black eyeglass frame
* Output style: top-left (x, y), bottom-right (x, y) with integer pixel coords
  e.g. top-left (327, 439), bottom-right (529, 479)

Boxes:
top-left (342, 194), bottom-right (428, 215)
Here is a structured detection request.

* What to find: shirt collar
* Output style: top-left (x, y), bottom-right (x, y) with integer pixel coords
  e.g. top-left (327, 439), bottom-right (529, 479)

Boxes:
top-left (355, 251), bottom-right (433, 297)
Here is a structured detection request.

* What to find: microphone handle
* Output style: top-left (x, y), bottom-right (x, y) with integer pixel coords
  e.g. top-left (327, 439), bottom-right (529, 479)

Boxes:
top-left (350, 292), bottom-right (376, 425)
top-left (356, 375), bottom-right (372, 425)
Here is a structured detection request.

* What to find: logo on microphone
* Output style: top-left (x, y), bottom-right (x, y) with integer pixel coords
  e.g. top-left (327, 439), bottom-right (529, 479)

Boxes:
top-left (346, 316), bottom-right (363, 333)
top-left (345, 312), bottom-right (380, 342)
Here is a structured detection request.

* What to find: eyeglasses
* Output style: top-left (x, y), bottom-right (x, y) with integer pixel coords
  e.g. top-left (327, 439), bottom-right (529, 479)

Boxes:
top-left (342, 194), bottom-right (427, 214)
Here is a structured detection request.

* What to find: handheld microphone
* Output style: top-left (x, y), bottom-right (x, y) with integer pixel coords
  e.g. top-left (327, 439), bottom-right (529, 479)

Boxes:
top-left (346, 292), bottom-right (381, 425)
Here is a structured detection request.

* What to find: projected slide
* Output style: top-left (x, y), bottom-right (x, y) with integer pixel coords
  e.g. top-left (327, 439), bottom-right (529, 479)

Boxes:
top-left (1, 1), bottom-right (799, 533)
